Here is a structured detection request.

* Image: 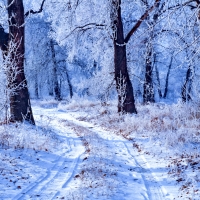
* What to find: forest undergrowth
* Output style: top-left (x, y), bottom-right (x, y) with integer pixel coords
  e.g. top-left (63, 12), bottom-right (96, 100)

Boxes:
top-left (0, 119), bottom-right (58, 151)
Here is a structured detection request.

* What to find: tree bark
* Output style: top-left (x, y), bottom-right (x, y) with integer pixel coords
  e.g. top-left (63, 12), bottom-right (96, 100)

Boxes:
top-left (35, 71), bottom-right (39, 99)
top-left (0, 26), bottom-right (9, 52)
top-left (143, 42), bottom-right (155, 103)
top-left (50, 40), bottom-right (61, 101)
top-left (163, 56), bottom-right (173, 98)
top-left (6, 0), bottom-right (35, 124)
top-left (181, 66), bottom-right (192, 102)
top-left (110, 0), bottom-right (160, 113)
top-left (154, 54), bottom-right (162, 98)
top-left (66, 69), bottom-right (73, 98)
top-left (112, 0), bottom-right (137, 114)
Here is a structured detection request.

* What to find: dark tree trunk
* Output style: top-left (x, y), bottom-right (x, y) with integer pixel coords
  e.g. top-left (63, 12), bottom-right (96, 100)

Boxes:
top-left (0, 26), bottom-right (9, 52)
top-left (48, 77), bottom-right (54, 96)
top-left (154, 54), bottom-right (162, 98)
top-left (143, 1), bottom-right (163, 103)
top-left (181, 66), bottom-right (192, 102)
top-left (143, 43), bottom-right (155, 103)
top-left (66, 69), bottom-right (73, 98)
top-left (163, 57), bottom-right (173, 98)
top-left (2, 0), bottom-right (35, 124)
top-left (35, 73), bottom-right (39, 99)
top-left (50, 40), bottom-right (61, 101)
top-left (109, 0), bottom-right (160, 113)
top-left (112, 0), bottom-right (137, 114)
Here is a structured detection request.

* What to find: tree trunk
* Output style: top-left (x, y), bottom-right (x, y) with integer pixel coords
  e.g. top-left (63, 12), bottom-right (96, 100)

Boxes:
top-left (35, 72), bottom-right (39, 99)
top-left (143, 42), bottom-right (155, 103)
top-left (154, 54), bottom-right (162, 98)
top-left (0, 26), bottom-right (9, 52)
top-left (143, 1), bottom-right (163, 103)
top-left (50, 40), bottom-right (61, 101)
top-left (113, 0), bottom-right (137, 114)
top-left (181, 66), bottom-right (192, 102)
top-left (163, 57), bottom-right (173, 98)
top-left (66, 69), bottom-right (73, 98)
top-left (5, 0), bottom-right (35, 124)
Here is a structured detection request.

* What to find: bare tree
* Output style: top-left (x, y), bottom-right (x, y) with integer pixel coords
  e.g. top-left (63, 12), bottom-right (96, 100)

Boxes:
top-left (0, 0), bottom-right (35, 124)
top-left (50, 39), bottom-right (62, 101)
top-left (142, 0), bottom-right (165, 103)
top-left (111, 0), bottom-right (161, 112)
top-left (111, 0), bottom-right (137, 113)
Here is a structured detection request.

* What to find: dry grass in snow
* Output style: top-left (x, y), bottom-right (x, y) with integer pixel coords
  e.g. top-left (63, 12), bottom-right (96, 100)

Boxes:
top-left (61, 100), bottom-right (200, 147)
top-left (0, 122), bottom-right (58, 151)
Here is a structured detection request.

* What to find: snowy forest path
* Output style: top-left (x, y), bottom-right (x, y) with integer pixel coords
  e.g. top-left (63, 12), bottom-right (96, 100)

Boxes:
top-left (13, 107), bottom-right (85, 200)
top-left (31, 105), bottom-right (168, 200)
top-left (13, 105), bottom-right (170, 200)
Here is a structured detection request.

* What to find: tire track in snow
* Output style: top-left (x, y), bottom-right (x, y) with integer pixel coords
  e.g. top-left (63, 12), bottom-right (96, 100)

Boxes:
top-left (37, 150), bottom-right (83, 200)
top-left (13, 139), bottom-right (70, 199)
top-left (123, 142), bottom-right (165, 200)
top-left (13, 147), bottom-right (70, 200)
top-left (14, 133), bottom-right (84, 200)
top-left (51, 152), bottom-right (83, 200)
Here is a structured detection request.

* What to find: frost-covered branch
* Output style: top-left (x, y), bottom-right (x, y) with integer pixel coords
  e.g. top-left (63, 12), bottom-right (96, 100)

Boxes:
top-left (124, 0), bottom-right (160, 43)
top-left (61, 23), bottom-right (105, 41)
top-left (161, 0), bottom-right (196, 13)
top-left (25, 0), bottom-right (46, 18)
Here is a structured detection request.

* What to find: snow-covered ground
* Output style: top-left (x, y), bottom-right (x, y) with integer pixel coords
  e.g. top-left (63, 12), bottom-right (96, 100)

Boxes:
top-left (0, 99), bottom-right (200, 199)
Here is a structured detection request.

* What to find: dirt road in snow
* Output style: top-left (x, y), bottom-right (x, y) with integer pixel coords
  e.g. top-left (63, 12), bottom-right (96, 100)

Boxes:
top-left (18, 105), bottom-right (168, 200)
